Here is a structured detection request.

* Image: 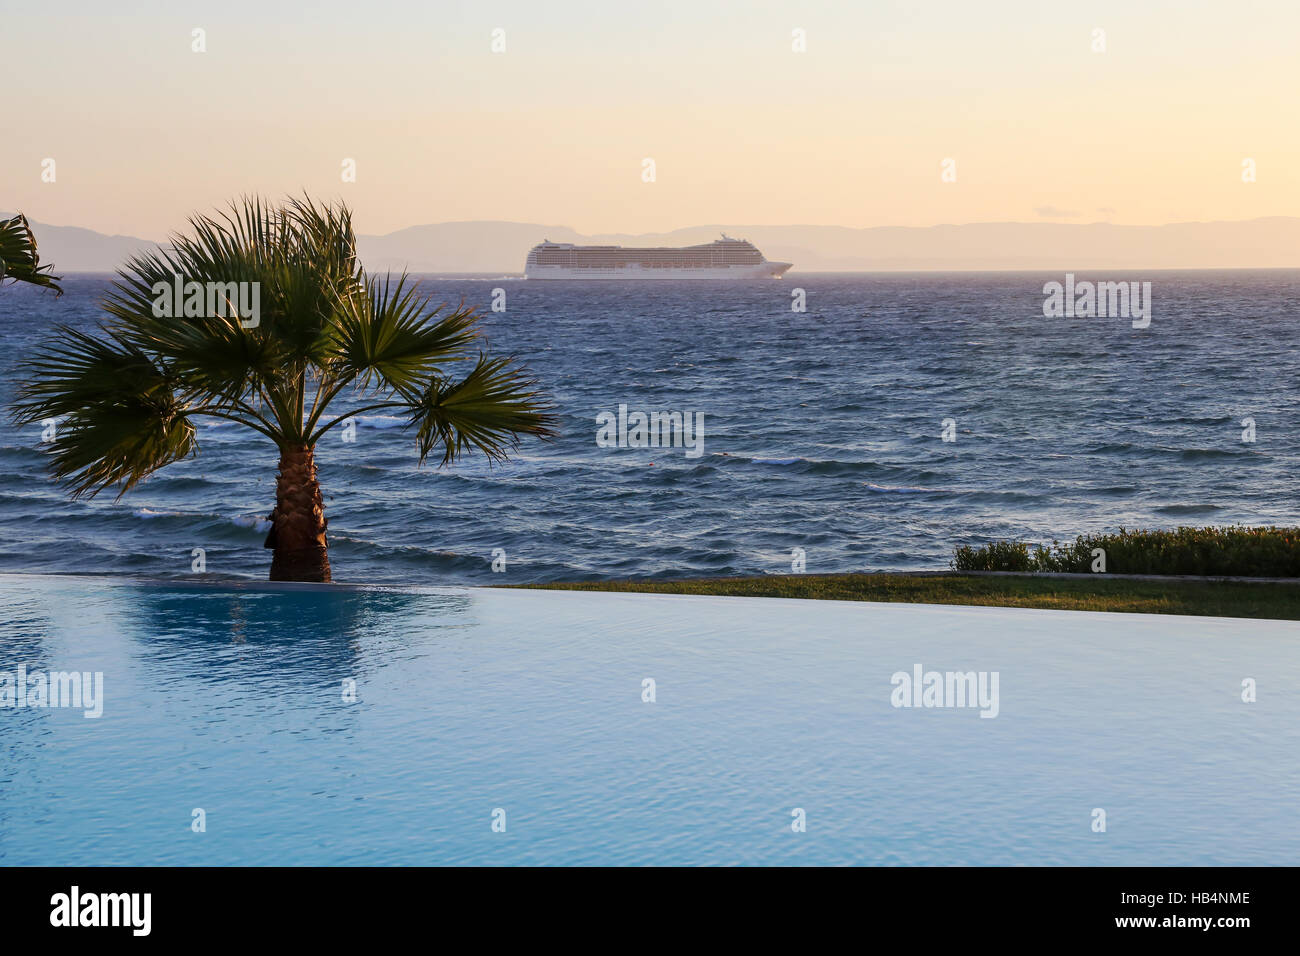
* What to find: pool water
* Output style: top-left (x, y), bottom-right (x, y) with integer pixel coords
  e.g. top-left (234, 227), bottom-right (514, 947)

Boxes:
top-left (1, 573), bottom-right (1297, 865)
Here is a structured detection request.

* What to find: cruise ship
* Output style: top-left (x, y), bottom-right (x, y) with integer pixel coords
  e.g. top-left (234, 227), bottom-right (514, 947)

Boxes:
top-left (524, 235), bottom-right (792, 280)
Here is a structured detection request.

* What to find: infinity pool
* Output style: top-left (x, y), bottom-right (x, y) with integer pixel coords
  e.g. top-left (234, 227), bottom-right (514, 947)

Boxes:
top-left (1, 573), bottom-right (1297, 865)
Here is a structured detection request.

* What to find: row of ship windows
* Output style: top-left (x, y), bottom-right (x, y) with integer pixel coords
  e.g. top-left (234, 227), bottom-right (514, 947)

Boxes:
top-left (530, 256), bottom-right (763, 265)
top-left (531, 260), bottom-right (761, 268)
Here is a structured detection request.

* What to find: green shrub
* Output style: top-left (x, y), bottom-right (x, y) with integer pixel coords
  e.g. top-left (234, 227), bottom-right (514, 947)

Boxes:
top-left (951, 526), bottom-right (1300, 577)
top-left (953, 539), bottom-right (1033, 572)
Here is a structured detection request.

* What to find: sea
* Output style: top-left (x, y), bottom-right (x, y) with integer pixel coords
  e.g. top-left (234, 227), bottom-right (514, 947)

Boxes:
top-left (2, 270), bottom-right (1298, 585)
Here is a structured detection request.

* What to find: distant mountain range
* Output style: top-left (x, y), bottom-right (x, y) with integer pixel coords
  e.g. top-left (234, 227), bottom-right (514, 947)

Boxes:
top-left (0, 217), bottom-right (156, 274)
top-left (10, 214), bottom-right (1300, 273)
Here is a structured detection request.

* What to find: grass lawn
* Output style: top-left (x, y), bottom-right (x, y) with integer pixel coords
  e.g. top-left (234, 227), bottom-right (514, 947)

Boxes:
top-left (513, 573), bottom-right (1300, 621)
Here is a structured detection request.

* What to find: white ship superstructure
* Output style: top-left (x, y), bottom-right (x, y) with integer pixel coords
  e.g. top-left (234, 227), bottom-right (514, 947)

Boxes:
top-left (524, 235), bottom-right (792, 279)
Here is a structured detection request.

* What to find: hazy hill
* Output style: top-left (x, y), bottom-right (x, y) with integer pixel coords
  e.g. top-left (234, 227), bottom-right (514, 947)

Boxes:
top-left (359, 218), bottom-right (1300, 272)
top-left (11, 214), bottom-right (1300, 274)
top-left (0, 215), bottom-right (155, 274)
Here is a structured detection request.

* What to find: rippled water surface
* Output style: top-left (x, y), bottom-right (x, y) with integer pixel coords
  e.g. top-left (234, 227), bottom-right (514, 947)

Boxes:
top-left (2, 575), bottom-right (1298, 865)
top-left (1, 272), bottom-right (1298, 583)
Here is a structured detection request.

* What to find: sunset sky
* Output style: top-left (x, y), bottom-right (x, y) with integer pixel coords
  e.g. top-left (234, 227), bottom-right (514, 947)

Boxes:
top-left (5, 0), bottom-right (1298, 239)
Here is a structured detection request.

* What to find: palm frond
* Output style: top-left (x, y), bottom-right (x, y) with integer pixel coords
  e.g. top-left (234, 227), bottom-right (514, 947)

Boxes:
top-left (0, 214), bottom-right (62, 295)
top-left (12, 325), bottom-right (174, 424)
top-left (324, 273), bottom-right (480, 400)
top-left (11, 325), bottom-right (196, 497)
top-left (403, 355), bottom-right (557, 466)
top-left (103, 248), bottom-right (287, 402)
top-left (12, 195), bottom-right (555, 504)
top-left (99, 195), bottom-right (364, 440)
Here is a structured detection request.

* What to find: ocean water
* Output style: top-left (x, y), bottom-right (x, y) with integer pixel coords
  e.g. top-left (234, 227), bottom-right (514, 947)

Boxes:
top-left (1, 271), bottom-right (1298, 584)
top-left (2, 574), bottom-right (1297, 866)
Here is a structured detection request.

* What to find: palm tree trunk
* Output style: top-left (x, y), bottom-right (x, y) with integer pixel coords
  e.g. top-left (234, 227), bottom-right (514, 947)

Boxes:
top-left (264, 444), bottom-right (331, 582)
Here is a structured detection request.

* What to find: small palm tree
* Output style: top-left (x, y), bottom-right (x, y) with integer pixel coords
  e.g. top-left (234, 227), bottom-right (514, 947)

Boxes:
top-left (12, 197), bottom-right (554, 582)
top-left (0, 213), bottom-right (62, 294)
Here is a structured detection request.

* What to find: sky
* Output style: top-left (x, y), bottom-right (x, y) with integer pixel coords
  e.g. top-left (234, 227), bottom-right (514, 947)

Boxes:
top-left (4, 0), bottom-right (1298, 239)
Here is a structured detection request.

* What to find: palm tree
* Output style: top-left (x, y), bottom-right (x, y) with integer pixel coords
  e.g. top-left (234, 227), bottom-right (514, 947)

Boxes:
top-left (0, 213), bottom-right (62, 294)
top-left (11, 197), bottom-right (555, 582)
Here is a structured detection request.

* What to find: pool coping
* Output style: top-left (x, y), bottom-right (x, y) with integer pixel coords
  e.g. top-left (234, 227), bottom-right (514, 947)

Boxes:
top-left (4, 568), bottom-right (1300, 592)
